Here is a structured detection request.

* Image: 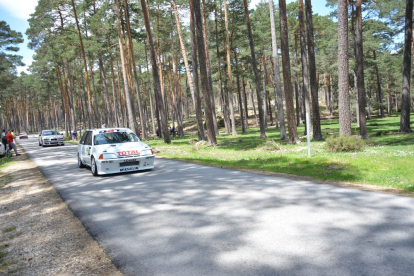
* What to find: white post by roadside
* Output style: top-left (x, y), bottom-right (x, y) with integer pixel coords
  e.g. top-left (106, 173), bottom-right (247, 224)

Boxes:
top-left (306, 112), bottom-right (311, 157)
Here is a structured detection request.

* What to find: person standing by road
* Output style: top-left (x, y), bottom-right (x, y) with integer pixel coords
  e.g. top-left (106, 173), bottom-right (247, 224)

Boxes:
top-left (72, 130), bottom-right (77, 141)
top-left (7, 130), bottom-right (20, 156)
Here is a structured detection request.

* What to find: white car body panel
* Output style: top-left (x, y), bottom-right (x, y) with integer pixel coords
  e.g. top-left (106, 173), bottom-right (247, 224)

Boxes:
top-left (77, 128), bottom-right (155, 175)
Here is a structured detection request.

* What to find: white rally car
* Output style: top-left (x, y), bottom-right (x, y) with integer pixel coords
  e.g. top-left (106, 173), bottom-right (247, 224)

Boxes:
top-left (39, 130), bottom-right (65, 146)
top-left (77, 128), bottom-right (155, 176)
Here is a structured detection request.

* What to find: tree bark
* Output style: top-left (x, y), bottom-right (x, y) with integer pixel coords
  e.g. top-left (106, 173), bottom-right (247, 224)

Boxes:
top-left (172, 0), bottom-right (196, 108)
top-left (140, 0), bottom-right (171, 142)
top-left (114, 0), bottom-right (137, 133)
top-left (224, 0), bottom-right (237, 136)
top-left (269, 0), bottom-right (287, 139)
top-left (338, 0), bottom-right (352, 136)
top-left (298, 0), bottom-right (311, 136)
top-left (305, 0), bottom-right (322, 140)
top-left (189, 0), bottom-right (206, 141)
top-left (279, 0), bottom-right (299, 143)
top-left (71, 0), bottom-right (95, 128)
top-left (170, 10), bottom-right (184, 137)
top-left (234, 50), bottom-right (246, 133)
top-left (373, 50), bottom-right (384, 118)
top-left (400, 0), bottom-right (412, 132)
top-left (202, 0), bottom-right (219, 136)
top-left (123, 0), bottom-right (147, 138)
top-left (98, 56), bottom-right (113, 127)
top-left (355, 0), bottom-right (367, 138)
top-left (194, 0), bottom-right (217, 144)
top-left (243, 0), bottom-right (266, 138)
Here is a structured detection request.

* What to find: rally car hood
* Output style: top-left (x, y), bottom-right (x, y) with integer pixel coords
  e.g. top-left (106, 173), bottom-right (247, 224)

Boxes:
top-left (98, 142), bottom-right (151, 156)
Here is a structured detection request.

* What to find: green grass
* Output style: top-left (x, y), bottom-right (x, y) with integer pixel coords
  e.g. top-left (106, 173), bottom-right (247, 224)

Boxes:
top-left (147, 114), bottom-right (414, 192)
top-left (0, 157), bottom-right (14, 169)
top-left (2, 227), bottom-right (16, 234)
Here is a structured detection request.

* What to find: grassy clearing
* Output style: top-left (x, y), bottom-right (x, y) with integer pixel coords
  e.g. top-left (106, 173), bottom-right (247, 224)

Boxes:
top-left (147, 114), bottom-right (414, 192)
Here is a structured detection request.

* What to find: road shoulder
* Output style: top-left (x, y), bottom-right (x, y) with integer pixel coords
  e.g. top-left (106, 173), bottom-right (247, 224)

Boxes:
top-left (0, 147), bottom-right (122, 275)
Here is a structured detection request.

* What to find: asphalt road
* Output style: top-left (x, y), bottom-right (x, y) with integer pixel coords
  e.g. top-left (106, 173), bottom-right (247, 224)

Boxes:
top-left (18, 137), bottom-right (414, 276)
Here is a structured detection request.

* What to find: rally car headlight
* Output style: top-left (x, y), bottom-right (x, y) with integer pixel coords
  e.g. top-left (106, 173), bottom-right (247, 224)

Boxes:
top-left (99, 153), bottom-right (117, 160)
top-left (141, 149), bottom-right (153, 155)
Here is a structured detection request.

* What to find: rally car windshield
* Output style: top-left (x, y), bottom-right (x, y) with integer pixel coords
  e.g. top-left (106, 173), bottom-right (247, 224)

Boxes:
top-left (43, 131), bottom-right (59, 135)
top-left (93, 132), bottom-right (140, 145)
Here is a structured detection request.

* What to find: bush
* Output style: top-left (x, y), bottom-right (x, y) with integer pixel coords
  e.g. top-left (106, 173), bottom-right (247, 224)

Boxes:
top-left (325, 136), bottom-right (365, 152)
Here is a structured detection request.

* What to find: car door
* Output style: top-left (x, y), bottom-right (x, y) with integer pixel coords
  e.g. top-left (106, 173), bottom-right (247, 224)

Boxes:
top-left (78, 131), bottom-right (88, 162)
top-left (80, 131), bottom-right (91, 164)
top-left (83, 131), bottom-right (93, 166)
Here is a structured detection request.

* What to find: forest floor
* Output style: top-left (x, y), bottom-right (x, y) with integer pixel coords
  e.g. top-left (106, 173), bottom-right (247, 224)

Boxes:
top-left (0, 146), bottom-right (123, 275)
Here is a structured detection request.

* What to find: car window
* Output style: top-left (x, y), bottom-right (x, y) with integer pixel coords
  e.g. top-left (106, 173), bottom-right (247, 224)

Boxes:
top-left (42, 130), bottom-right (59, 136)
top-left (93, 131), bottom-right (140, 145)
top-left (85, 131), bottom-right (93, 146)
top-left (79, 132), bottom-right (88, 145)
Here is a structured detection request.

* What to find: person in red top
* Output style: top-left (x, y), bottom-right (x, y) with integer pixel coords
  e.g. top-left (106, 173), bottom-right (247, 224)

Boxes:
top-left (6, 130), bottom-right (20, 156)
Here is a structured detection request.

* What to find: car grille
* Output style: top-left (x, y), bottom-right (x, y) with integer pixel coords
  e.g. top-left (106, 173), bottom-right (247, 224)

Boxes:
top-left (119, 161), bottom-right (140, 167)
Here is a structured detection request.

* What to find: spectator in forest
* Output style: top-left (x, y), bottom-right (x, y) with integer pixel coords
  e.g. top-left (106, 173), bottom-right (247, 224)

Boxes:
top-left (72, 130), bottom-right (77, 141)
top-left (7, 130), bottom-right (20, 156)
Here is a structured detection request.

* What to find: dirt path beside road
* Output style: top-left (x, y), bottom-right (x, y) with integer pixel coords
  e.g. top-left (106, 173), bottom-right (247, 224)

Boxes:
top-left (0, 147), bottom-right (122, 275)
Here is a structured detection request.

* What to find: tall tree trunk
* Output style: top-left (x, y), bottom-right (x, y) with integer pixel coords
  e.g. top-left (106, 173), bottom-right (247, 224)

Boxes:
top-left (115, 0), bottom-right (138, 133)
top-left (65, 61), bottom-right (76, 134)
top-left (329, 74), bottom-right (334, 116)
top-left (89, 62), bottom-right (100, 127)
top-left (202, 0), bottom-right (219, 136)
top-left (305, 0), bottom-right (322, 140)
top-left (298, 0), bottom-right (311, 136)
top-left (224, 0), bottom-right (237, 136)
top-left (250, 84), bottom-right (258, 126)
top-left (110, 56), bottom-right (120, 127)
top-left (373, 50), bottom-right (384, 118)
top-left (279, 0), bottom-right (299, 143)
top-left (144, 42), bottom-right (157, 135)
top-left (294, 32), bottom-right (303, 125)
top-left (170, 10), bottom-right (184, 137)
top-left (243, 0), bottom-right (266, 138)
top-left (400, 0), bottom-right (412, 132)
top-left (355, 0), bottom-right (367, 138)
top-left (172, 0), bottom-right (196, 108)
top-left (71, 0), bottom-right (95, 128)
top-left (338, 0), bottom-right (352, 136)
top-left (124, 0), bottom-right (148, 139)
top-left (99, 56), bottom-right (113, 127)
top-left (262, 53), bottom-right (268, 128)
top-left (242, 77), bottom-right (249, 120)
top-left (141, 0), bottom-right (171, 143)
top-left (194, 0), bottom-right (217, 144)
top-left (386, 73), bottom-right (392, 115)
top-left (269, 0), bottom-right (287, 139)
top-left (234, 51), bottom-right (246, 133)
top-left (189, 0), bottom-right (206, 141)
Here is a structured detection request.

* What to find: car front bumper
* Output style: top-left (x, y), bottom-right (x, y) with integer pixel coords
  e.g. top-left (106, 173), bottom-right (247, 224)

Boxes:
top-left (96, 155), bottom-right (155, 175)
top-left (43, 139), bottom-right (64, 145)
